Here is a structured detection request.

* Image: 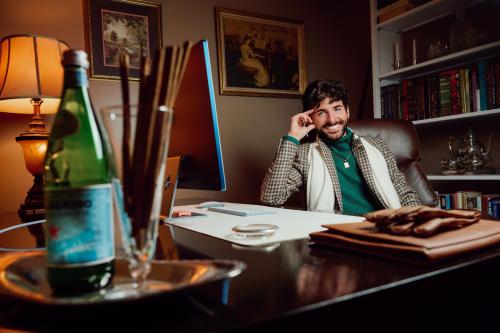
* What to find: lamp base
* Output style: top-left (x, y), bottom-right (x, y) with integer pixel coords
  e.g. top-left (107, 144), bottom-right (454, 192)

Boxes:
top-left (18, 174), bottom-right (46, 247)
top-left (15, 98), bottom-right (49, 247)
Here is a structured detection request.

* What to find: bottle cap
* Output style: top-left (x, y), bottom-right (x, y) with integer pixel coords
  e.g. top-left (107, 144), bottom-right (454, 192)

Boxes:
top-left (62, 50), bottom-right (89, 69)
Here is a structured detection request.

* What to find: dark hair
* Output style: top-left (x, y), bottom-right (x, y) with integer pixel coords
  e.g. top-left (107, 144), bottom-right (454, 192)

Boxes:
top-left (302, 79), bottom-right (349, 111)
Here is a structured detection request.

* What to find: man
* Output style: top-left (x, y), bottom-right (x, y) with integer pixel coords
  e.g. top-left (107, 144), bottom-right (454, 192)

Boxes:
top-left (261, 79), bottom-right (421, 215)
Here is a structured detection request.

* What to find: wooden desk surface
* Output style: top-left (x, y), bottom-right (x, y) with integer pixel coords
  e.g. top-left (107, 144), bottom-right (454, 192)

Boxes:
top-left (1, 213), bottom-right (500, 331)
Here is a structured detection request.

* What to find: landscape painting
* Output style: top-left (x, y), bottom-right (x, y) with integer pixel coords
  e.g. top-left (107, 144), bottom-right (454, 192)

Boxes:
top-left (84, 0), bottom-right (162, 80)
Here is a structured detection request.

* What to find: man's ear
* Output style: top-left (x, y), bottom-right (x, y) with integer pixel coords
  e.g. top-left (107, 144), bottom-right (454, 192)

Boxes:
top-left (346, 106), bottom-right (350, 119)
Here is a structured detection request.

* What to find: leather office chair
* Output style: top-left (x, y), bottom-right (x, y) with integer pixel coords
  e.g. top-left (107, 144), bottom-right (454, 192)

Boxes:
top-left (349, 118), bottom-right (437, 207)
top-left (286, 119), bottom-right (438, 209)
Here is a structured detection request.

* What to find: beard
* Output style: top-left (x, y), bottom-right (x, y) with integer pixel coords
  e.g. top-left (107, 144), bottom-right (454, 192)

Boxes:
top-left (317, 119), bottom-right (348, 142)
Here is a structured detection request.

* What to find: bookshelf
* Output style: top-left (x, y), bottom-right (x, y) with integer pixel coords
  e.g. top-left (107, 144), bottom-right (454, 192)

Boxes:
top-left (370, 0), bottom-right (500, 207)
top-left (379, 40), bottom-right (500, 81)
top-left (370, 0), bottom-right (500, 118)
top-left (413, 107), bottom-right (500, 125)
top-left (376, 0), bottom-right (487, 32)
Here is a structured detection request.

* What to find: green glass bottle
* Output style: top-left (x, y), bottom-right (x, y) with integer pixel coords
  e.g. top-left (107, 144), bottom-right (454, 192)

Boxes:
top-left (44, 50), bottom-right (114, 295)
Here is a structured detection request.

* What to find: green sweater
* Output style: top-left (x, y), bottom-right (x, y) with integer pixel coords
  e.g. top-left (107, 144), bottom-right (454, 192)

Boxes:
top-left (323, 129), bottom-right (377, 216)
top-left (283, 131), bottom-right (377, 215)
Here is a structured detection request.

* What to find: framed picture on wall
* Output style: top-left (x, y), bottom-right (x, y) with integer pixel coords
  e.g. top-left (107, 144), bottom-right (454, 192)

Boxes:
top-left (83, 0), bottom-right (162, 81)
top-left (215, 7), bottom-right (306, 98)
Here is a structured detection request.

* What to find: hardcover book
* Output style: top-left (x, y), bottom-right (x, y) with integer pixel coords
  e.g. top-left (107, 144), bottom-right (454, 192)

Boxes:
top-left (482, 194), bottom-right (500, 216)
top-left (459, 68), bottom-right (467, 114)
top-left (486, 62), bottom-right (495, 109)
top-left (439, 72), bottom-right (451, 116)
top-left (428, 74), bottom-right (440, 118)
top-left (448, 69), bottom-right (461, 115)
top-left (477, 61), bottom-right (488, 111)
top-left (464, 67), bottom-right (471, 113)
top-left (459, 191), bottom-right (482, 211)
top-left (400, 79), bottom-right (409, 120)
top-left (470, 64), bottom-right (479, 112)
top-left (416, 77), bottom-right (428, 120)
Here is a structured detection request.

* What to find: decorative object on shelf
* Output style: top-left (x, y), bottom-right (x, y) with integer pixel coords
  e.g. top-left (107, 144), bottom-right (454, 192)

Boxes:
top-left (426, 40), bottom-right (449, 59)
top-left (441, 136), bottom-right (465, 175)
top-left (83, 0), bottom-right (162, 81)
top-left (462, 127), bottom-right (494, 173)
top-left (215, 7), bottom-right (306, 98)
top-left (411, 38), bottom-right (417, 65)
top-left (449, 10), bottom-right (476, 53)
top-left (393, 40), bottom-right (402, 69)
top-left (441, 127), bottom-right (495, 175)
top-left (0, 34), bottom-right (69, 246)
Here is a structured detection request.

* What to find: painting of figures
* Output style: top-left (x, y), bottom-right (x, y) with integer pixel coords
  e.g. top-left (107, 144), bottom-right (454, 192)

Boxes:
top-left (216, 7), bottom-right (306, 97)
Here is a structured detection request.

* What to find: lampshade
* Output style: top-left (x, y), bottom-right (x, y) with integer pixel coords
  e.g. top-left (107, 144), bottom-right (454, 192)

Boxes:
top-left (0, 34), bottom-right (69, 114)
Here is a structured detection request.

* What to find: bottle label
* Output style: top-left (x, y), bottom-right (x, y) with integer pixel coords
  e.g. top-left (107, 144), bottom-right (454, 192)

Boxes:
top-left (46, 184), bottom-right (114, 267)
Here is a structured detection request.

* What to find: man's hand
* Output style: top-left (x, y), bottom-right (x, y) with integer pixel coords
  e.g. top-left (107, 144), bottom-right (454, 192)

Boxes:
top-left (287, 109), bottom-right (316, 141)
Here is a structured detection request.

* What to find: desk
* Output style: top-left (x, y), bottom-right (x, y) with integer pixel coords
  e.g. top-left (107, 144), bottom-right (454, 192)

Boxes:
top-left (1, 210), bottom-right (500, 331)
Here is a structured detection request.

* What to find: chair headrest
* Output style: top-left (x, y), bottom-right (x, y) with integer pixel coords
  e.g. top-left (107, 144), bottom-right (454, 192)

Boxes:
top-left (349, 119), bottom-right (419, 164)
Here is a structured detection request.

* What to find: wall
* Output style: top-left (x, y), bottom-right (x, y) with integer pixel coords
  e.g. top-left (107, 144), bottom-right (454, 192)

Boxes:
top-left (0, 0), bottom-right (371, 214)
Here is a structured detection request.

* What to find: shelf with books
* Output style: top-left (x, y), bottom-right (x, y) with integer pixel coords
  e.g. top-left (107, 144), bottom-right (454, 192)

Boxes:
top-left (413, 107), bottom-right (500, 125)
top-left (377, 0), bottom-right (487, 32)
top-left (370, 0), bottom-right (500, 119)
top-left (436, 191), bottom-right (500, 217)
top-left (372, 0), bottom-right (500, 201)
top-left (379, 58), bottom-right (500, 122)
top-left (379, 40), bottom-right (500, 80)
top-left (427, 174), bottom-right (500, 180)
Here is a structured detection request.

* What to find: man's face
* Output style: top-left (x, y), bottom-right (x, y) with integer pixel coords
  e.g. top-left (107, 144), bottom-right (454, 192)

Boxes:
top-left (311, 98), bottom-right (350, 141)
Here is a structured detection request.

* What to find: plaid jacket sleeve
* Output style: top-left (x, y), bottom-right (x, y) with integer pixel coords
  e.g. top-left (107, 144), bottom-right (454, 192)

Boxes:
top-left (260, 139), bottom-right (304, 206)
top-left (373, 137), bottom-right (422, 206)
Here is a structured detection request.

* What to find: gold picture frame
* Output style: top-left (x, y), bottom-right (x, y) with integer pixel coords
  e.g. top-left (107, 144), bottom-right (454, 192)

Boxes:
top-left (215, 7), bottom-right (306, 98)
top-left (83, 0), bottom-right (162, 81)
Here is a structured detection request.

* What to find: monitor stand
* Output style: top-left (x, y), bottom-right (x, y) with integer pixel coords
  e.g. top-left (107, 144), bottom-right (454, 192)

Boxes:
top-left (160, 156), bottom-right (182, 219)
top-left (160, 156), bottom-right (207, 220)
top-left (156, 156), bottom-right (206, 260)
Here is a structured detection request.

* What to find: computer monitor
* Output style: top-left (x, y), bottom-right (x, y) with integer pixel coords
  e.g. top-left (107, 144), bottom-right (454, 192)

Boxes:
top-left (168, 39), bottom-right (226, 190)
top-left (161, 39), bottom-right (226, 217)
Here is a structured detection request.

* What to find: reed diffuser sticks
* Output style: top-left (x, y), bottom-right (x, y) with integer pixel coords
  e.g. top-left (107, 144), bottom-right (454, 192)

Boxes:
top-left (119, 42), bottom-right (193, 234)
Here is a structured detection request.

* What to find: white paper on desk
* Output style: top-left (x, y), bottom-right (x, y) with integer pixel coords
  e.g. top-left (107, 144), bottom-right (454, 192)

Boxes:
top-left (164, 203), bottom-right (364, 247)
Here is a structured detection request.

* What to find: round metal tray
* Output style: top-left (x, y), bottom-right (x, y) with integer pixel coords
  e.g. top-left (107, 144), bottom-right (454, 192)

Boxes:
top-left (0, 251), bottom-right (245, 305)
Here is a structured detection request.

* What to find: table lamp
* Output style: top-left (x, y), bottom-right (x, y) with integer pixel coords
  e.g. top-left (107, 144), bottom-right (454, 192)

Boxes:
top-left (0, 34), bottom-right (69, 243)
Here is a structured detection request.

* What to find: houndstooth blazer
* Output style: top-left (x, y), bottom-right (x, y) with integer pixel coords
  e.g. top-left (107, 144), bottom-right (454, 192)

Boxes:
top-left (260, 134), bottom-right (421, 213)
